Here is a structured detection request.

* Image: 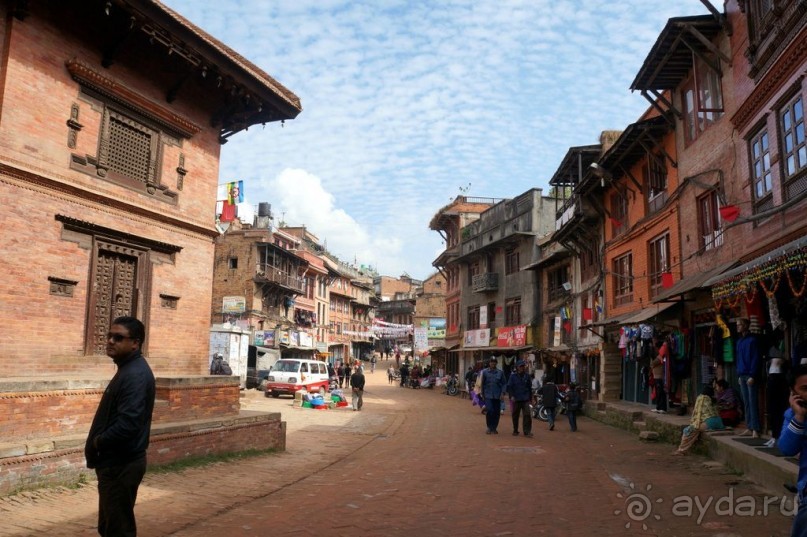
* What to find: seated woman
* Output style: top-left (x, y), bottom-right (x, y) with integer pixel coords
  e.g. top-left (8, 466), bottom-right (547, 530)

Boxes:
top-left (714, 379), bottom-right (742, 427)
top-left (675, 385), bottom-right (724, 455)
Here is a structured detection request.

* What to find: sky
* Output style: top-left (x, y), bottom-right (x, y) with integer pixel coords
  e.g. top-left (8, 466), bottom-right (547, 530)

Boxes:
top-left (163, 0), bottom-right (711, 280)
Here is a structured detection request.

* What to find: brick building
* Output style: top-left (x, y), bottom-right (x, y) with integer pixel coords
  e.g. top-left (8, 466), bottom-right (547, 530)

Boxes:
top-left (0, 0), bottom-right (300, 493)
top-left (429, 195), bottom-right (496, 368)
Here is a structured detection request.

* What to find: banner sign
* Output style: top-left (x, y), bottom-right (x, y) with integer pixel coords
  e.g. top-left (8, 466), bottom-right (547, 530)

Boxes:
top-left (222, 296), bottom-right (246, 313)
top-left (463, 328), bottom-right (490, 347)
top-left (497, 325), bottom-right (526, 348)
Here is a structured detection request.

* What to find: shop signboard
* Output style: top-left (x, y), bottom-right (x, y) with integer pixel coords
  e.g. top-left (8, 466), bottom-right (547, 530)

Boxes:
top-left (427, 318), bottom-right (446, 338)
top-left (553, 316), bottom-right (562, 347)
top-left (497, 325), bottom-right (526, 348)
top-left (463, 328), bottom-right (490, 347)
top-left (222, 296), bottom-right (246, 313)
top-left (480, 307), bottom-right (488, 328)
top-left (278, 330), bottom-right (290, 346)
top-left (299, 331), bottom-right (313, 348)
top-left (414, 327), bottom-right (428, 352)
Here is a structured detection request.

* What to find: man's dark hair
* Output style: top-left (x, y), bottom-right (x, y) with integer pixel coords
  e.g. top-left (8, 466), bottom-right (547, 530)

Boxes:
top-left (112, 316), bottom-right (145, 344)
top-left (715, 378), bottom-right (729, 390)
top-left (788, 364), bottom-right (807, 388)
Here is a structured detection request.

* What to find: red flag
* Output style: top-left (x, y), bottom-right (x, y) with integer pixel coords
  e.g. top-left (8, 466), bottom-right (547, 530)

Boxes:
top-left (220, 200), bottom-right (237, 222)
top-left (661, 272), bottom-right (674, 288)
top-left (719, 205), bottom-right (739, 222)
top-left (563, 321), bottom-right (572, 333)
top-left (582, 308), bottom-right (593, 321)
top-left (609, 217), bottom-right (622, 227)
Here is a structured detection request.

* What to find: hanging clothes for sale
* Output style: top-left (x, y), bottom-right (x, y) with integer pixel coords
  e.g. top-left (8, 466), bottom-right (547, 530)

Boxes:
top-left (745, 292), bottom-right (765, 334)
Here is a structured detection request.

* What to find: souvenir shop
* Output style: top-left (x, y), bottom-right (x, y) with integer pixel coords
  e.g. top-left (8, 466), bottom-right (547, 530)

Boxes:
top-left (701, 237), bottom-right (807, 429)
top-left (615, 304), bottom-right (686, 405)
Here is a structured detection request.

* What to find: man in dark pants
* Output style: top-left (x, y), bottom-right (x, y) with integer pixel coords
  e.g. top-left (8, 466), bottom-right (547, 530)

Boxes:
top-left (481, 357), bottom-right (506, 434)
top-left (350, 366), bottom-right (366, 411)
top-left (541, 377), bottom-right (559, 431)
top-left (85, 317), bottom-right (156, 537)
top-left (506, 359), bottom-right (533, 437)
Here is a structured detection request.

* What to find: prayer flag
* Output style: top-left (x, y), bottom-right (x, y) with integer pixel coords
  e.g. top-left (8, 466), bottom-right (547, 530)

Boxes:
top-left (227, 181), bottom-right (244, 204)
top-left (220, 200), bottom-right (237, 222)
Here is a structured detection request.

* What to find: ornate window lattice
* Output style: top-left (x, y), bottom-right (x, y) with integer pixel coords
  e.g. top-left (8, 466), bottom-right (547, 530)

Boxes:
top-left (108, 116), bottom-right (152, 183)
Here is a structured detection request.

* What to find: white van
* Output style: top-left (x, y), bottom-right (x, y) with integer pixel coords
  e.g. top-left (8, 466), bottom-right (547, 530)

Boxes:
top-left (264, 359), bottom-right (331, 398)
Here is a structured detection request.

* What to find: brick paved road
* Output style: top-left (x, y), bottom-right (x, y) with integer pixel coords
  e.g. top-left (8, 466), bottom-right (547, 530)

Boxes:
top-left (0, 362), bottom-right (794, 536)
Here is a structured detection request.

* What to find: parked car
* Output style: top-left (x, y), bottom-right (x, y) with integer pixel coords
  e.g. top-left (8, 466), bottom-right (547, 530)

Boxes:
top-left (264, 359), bottom-right (331, 398)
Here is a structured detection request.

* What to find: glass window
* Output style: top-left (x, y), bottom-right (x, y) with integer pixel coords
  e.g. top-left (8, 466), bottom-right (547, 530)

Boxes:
top-left (505, 297), bottom-right (521, 326)
top-left (648, 233), bottom-right (671, 298)
top-left (613, 253), bottom-right (633, 306)
top-left (782, 95), bottom-right (806, 181)
top-left (698, 191), bottom-right (724, 251)
top-left (749, 128), bottom-right (773, 201)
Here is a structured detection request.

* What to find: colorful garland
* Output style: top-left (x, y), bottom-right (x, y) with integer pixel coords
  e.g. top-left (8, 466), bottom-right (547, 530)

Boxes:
top-left (711, 245), bottom-right (807, 301)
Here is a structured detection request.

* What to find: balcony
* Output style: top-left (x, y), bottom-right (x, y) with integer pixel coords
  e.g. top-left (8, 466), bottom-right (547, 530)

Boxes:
top-left (472, 272), bottom-right (499, 293)
top-left (254, 264), bottom-right (305, 293)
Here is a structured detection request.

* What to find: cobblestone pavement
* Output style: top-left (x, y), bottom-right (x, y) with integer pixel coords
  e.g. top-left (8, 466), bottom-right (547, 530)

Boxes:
top-left (0, 362), bottom-right (795, 536)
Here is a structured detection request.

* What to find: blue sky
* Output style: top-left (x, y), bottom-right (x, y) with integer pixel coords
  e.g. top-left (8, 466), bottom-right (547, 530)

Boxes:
top-left (163, 0), bottom-right (710, 280)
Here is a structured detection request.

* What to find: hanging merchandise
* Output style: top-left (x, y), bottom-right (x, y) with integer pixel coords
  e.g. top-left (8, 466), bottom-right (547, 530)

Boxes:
top-left (745, 290), bottom-right (765, 334)
top-left (768, 294), bottom-right (784, 331)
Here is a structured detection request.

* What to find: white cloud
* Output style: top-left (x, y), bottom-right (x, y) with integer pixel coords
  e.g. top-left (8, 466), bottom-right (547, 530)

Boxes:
top-left (165, 0), bottom-right (709, 278)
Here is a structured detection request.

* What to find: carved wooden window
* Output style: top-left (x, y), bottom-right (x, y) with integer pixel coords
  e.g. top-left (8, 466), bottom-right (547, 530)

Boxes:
top-left (107, 113), bottom-right (155, 183)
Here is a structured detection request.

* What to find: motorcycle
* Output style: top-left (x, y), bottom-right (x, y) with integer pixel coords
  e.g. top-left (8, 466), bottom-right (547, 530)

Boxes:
top-left (531, 385), bottom-right (569, 421)
top-left (444, 373), bottom-right (460, 396)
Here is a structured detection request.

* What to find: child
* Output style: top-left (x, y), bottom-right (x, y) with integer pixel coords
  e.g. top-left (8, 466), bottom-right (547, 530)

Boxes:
top-left (565, 383), bottom-right (582, 432)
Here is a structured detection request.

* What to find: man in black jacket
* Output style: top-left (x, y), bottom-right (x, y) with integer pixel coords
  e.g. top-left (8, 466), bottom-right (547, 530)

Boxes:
top-left (350, 366), bottom-right (366, 411)
top-left (85, 316), bottom-right (156, 537)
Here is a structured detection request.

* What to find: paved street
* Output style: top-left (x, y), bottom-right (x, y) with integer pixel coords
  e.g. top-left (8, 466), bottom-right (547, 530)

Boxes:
top-left (0, 362), bottom-right (795, 536)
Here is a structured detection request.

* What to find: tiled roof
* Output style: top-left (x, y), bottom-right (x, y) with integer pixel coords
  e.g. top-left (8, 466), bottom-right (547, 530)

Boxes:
top-left (138, 1), bottom-right (301, 114)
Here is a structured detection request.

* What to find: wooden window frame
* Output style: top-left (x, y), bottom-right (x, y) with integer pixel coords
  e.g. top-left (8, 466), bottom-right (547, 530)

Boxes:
top-left (648, 233), bottom-right (671, 298)
top-left (505, 247), bottom-right (520, 275)
top-left (780, 94), bottom-right (807, 199)
top-left (682, 55), bottom-right (724, 146)
top-left (613, 252), bottom-right (633, 306)
top-left (749, 126), bottom-right (774, 210)
top-left (505, 297), bottom-right (522, 326)
top-left (697, 190), bottom-right (724, 252)
top-left (467, 305), bottom-right (480, 330)
top-left (547, 265), bottom-right (569, 302)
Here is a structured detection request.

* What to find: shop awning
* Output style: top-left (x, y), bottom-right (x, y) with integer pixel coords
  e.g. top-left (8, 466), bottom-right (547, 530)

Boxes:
top-left (448, 346), bottom-right (491, 352)
top-left (589, 312), bottom-right (633, 327)
top-left (488, 345), bottom-right (533, 352)
top-left (652, 261), bottom-right (738, 303)
top-left (619, 302), bottom-right (678, 325)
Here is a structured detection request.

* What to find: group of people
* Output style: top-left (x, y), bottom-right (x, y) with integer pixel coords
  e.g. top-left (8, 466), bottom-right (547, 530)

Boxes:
top-left (470, 356), bottom-right (583, 436)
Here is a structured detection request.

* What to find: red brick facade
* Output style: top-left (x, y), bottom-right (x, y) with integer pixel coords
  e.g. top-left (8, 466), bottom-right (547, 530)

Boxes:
top-left (0, 1), bottom-right (300, 493)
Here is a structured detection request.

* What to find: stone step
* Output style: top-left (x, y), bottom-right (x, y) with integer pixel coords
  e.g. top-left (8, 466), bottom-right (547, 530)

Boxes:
top-left (633, 421), bottom-right (647, 431)
top-left (639, 431), bottom-right (659, 442)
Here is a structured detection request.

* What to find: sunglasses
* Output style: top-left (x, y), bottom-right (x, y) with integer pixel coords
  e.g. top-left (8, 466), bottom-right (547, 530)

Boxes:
top-left (107, 333), bottom-right (136, 342)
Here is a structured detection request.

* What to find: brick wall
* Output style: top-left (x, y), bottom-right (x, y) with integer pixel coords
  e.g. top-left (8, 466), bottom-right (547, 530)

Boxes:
top-left (0, 414), bottom-right (285, 496)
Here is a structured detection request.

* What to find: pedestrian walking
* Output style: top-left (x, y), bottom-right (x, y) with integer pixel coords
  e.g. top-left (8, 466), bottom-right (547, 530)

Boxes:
top-left (540, 377), bottom-right (558, 431)
top-left (480, 357), bottom-right (506, 434)
top-left (564, 383), bottom-right (582, 432)
top-left (84, 316), bottom-right (156, 537)
top-left (506, 359), bottom-right (533, 437)
top-left (387, 364), bottom-right (395, 384)
top-left (338, 363), bottom-right (348, 388)
top-left (350, 366), bottom-right (365, 411)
